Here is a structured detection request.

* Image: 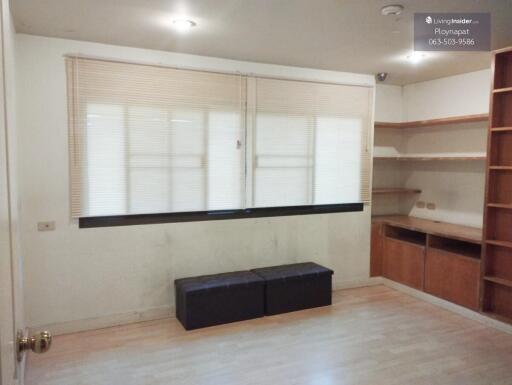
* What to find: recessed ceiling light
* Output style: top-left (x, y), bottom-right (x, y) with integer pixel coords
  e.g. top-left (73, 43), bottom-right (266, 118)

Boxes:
top-left (406, 51), bottom-right (426, 64)
top-left (381, 4), bottom-right (404, 16)
top-left (171, 19), bottom-right (196, 32)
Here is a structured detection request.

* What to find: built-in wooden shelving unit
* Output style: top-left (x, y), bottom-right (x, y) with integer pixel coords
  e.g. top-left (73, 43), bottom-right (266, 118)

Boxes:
top-left (375, 113), bottom-right (488, 129)
top-left (372, 46), bottom-right (512, 326)
top-left (372, 188), bottom-right (421, 195)
top-left (481, 46), bottom-right (512, 323)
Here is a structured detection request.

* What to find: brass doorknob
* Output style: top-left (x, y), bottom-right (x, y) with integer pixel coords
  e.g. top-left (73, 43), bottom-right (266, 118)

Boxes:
top-left (16, 330), bottom-right (52, 361)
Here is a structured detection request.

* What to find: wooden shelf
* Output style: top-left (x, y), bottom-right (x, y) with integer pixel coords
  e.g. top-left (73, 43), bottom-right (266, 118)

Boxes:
top-left (484, 276), bottom-right (512, 288)
top-left (429, 237), bottom-right (481, 260)
top-left (374, 114), bottom-right (488, 129)
top-left (489, 166), bottom-right (512, 170)
top-left (486, 240), bottom-right (512, 249)
top-left (372, 215), bottom-right (482, 244)
top-left (372, 188), bottom-right (421, 195)
top-left (385, 226), bottom-right (426, 246)
top-left (488, 203), bottom-right (512, 209)
top-left (374, 153), bottom-right (486, 161)
top-left (490, 127), bottom-right (512, 132)
top-left (493, 87), bottom-right (512, 94)
top-left (494, 46), bottom-right (512, 54)
top-left (374, 122), bottom-right (403, 129)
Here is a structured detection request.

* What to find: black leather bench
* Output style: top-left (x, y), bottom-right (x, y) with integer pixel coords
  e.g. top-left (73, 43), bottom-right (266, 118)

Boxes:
top-left (252, 262), bottom-right (333, 315)
top-left (175, 271), bottom-right (265, 330)
top-left (175, 262), bottom-right (333, 330)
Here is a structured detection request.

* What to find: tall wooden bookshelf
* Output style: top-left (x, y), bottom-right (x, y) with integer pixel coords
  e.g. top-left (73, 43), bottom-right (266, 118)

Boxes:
top-left (481, 47), bottom-right (512, 322)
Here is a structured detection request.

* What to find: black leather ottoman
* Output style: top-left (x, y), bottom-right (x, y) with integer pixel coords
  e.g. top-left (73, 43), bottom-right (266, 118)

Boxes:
top-left (175, 271), bottom-right (265, 330)
top-left (251, 262), bottom-right (333, 315)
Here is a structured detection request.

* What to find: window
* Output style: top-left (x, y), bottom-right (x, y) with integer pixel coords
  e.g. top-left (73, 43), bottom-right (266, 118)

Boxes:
top-left (248, 77), bottom-right (371, 208)
top-left (67, 57), bottom-right (371, 223)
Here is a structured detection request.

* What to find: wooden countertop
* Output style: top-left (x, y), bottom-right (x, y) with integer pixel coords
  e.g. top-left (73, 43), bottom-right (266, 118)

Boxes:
top-left (372, 215), bottom-right (483, 244)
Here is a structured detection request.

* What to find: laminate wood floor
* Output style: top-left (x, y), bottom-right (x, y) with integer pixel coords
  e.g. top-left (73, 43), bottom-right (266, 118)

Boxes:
top-left (26, 285), bottom-right (512, 385)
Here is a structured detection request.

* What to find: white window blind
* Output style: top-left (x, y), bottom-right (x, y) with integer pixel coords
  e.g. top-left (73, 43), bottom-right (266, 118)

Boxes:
top-left (246, 77), bottom-right (371, 208)
top-left (67, 57), bottom-right (245, 217)
top-left (67, 57), bottom-right (372, 218)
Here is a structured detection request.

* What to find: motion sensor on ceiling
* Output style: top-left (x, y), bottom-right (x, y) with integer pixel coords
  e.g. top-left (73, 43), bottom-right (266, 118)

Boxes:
top-left (376, 72), bottom-right (388, 82)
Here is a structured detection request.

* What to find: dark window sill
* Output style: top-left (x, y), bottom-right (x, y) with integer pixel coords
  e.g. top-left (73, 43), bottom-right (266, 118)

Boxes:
top-left (78, 203), bottom-right (364, 228)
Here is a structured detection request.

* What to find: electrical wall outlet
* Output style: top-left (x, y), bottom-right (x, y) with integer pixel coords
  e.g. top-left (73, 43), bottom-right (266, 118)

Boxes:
top-left (37, 221), bottom-right (56, 231)
top-left (426, 202), bottom-right (436, 210)
top-left (416, 201), bottom-right (426, 208)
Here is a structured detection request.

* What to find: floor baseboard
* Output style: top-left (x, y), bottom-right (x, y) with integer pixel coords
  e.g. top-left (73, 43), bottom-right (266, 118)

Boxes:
top-left (381, 278), bottom-right (512, 335)
top-left (333, 276), bottom-right (383, 290)
top-left (29, 306), bottom-right (173, 336)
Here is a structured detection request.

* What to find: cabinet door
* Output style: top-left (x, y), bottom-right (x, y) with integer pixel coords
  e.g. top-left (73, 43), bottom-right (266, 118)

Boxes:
top-left (383, 237), bottom-right (425, 290)
top-left (425, 248), bottom-right (480, 310)
top-left (370, 222), bottom-right (383, 277)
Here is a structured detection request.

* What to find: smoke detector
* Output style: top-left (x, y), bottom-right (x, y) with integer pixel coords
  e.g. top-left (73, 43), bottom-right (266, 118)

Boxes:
top-left (381, 5), bottom-right (404, 16)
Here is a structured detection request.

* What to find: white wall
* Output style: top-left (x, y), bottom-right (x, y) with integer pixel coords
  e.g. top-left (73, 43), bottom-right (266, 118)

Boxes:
top-left (375, 84), bottom-right (403, 122)
top-left (403, 69), bottom-right (491, 121)
top-left (375, 70), bottom-right (491, 123)
top-left (15, 34), bottom-right (375, 333)
top-left (372, 85), bottom-right (404, 215)
top-left (373, 71), bottom-right (490, 228)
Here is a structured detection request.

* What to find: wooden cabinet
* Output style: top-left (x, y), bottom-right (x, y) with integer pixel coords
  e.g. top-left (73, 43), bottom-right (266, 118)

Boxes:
top-left (370, 222), bottom-right (383, 277)
top-left (382, 236), bottom-right (425, 290)
top-left (425, 247), bottom-right (480, 310)
top-left (373, 216), bottom-right (484, 312)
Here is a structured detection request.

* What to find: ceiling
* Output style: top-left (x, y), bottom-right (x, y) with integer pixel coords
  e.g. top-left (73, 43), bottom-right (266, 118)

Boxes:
top-left (11, 0), bottom-right (512, 85)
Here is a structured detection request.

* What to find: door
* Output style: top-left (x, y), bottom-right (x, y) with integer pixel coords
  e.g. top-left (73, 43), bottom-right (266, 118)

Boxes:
top-left (425, 247), bottom-right (480, 310)
top-left (0, 164), bottom-right (20, 385)
top-left (382, 237), bottom-right (425, 290)
top-left (0, 0), bottom-right (24, 382)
